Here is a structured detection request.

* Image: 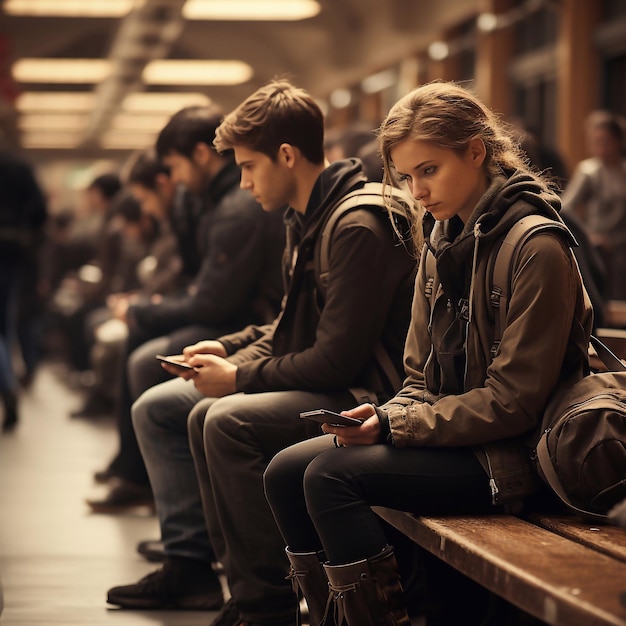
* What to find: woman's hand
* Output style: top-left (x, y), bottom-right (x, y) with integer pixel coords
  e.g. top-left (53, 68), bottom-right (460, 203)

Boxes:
top-left (322, 403), bottom-right (381, 446)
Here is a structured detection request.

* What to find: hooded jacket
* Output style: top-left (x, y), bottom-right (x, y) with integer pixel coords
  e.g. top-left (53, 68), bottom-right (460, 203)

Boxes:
top-left (378, 170), bottom-right (593, 508)
top-left (218, 158), bottom-right (416, 403)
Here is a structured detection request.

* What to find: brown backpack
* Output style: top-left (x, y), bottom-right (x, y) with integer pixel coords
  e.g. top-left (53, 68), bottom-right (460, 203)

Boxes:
top-left (492, 216), bottom-right (626, 522)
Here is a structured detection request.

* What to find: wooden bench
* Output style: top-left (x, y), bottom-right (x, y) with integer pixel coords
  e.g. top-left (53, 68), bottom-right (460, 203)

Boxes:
top-left (373, 507), bottom-right (626, 626)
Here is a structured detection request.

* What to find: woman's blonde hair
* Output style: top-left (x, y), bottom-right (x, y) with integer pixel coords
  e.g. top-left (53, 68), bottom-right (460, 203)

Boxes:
top-left (378, 81), bottom-right (532, 190)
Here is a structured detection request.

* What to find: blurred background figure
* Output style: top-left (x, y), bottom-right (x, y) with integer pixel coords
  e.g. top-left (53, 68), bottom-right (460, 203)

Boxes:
top-left (324, 122), bottom-right (383, 182)
top-left (0, 145), bottom-right (48, 431)
top-left (46, 173), bottom-right (127, 378)
top-left (71, 191), bottom-right (183, 418)
top-left (562, 110), bottom-right (626, 300)
top-left (515, 119), bottom-right (608, 327)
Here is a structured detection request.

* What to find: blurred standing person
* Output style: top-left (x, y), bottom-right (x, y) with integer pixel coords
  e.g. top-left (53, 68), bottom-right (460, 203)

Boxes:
top-left (562, 110), bottom-right (626, 299)
top-left (0, 148), bottom-right (47, 430)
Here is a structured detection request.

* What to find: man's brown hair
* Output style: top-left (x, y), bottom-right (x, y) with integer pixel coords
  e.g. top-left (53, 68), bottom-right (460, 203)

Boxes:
top-left (214, 80), bottom-right (325, 164)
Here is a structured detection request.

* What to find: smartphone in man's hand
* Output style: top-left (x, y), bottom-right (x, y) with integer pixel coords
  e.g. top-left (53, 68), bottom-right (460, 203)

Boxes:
top-left (155, 354), bottom-right (196, 371)
top-left (299, 409), bottom-right (362, 427)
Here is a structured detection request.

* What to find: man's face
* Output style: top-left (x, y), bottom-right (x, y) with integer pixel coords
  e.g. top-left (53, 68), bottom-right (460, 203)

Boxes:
top-left (234, 145), bottom-right (295, 212)
top-left (130, 183), bottom-right (165, 219)
top-left (162, 151), bottom-right (205, 193)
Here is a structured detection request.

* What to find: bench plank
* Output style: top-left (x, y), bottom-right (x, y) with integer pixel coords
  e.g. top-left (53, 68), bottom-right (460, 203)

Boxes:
top-left (373, 508), bottom-right (626, 626)
top-left (529, 514), bottom-right (626, 564)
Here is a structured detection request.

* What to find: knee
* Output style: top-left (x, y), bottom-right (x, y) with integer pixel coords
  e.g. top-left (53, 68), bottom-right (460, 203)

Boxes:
top-left (303, 453), bottom-right (342, 512)
top-left (131, 389), bottom-right (156, 439)
top-left (202, 395), bottom-right (248, 452)
top-left (264, 447), bottom-right (298, 503)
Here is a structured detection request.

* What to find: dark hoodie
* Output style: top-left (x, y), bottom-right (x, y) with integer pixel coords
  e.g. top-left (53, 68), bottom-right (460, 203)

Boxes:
top-left (380, 170), bottom-right (593, 508)
top-left (219, 159), bottom-right (416, 402)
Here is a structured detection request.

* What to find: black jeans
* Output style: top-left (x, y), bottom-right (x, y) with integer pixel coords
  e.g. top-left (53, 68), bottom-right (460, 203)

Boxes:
top-left (264, 435), bottom-right (495, 565)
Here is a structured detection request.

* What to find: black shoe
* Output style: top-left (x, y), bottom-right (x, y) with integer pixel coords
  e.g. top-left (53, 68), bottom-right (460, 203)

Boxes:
top-left (209, 598), bottom-right (241, 626)
top-left (93, 466), bottom-right (121, 484)
top-left (107, 558), bottom-right (224, 610)
top-left (137, 539), bottom-right (165, 562)
top-left (86, 478), bottom-right (154, 513)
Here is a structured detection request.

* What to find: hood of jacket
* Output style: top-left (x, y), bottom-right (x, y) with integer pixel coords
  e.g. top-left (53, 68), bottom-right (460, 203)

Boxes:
top-left (282, 158), bottom-right (368, 250)
top-left (424, 170), bottom-right (567, 309)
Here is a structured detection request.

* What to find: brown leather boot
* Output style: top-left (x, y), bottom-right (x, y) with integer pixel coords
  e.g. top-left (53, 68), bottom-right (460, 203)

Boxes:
top-left (285, 548), bottom-right (332, 626)
top-left (324, 546), bottom-right (411, 626)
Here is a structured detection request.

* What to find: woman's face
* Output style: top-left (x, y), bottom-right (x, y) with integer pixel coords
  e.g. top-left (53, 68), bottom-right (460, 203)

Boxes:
top-left (390, 138), bottom-right (488, 224)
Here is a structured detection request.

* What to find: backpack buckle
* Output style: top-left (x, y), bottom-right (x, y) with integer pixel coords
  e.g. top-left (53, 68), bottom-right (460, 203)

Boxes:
top-left (490, 341), bottom-right (500, 359)
top-left (490, 286), bottom-right (502, 309)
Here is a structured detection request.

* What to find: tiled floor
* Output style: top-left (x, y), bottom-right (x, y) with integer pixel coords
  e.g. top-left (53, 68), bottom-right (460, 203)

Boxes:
top-left (0, 363), bottom-right (223, 625)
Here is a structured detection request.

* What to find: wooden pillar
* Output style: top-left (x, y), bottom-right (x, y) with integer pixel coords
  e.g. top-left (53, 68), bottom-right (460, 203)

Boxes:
top-left (556, 0), bottom-right (602, 172)
top-left (474, 0), bottom-right (515, 117)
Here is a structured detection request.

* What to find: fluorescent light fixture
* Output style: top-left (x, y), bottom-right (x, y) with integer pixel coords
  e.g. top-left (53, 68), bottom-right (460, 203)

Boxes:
top-left (13, 59), bottom-right (112, 83)
top-left (21, 132), bottom-right (82, 149)
top-left (111, 113), bottom-right (171, 131)
top-left (122, 92), bottom-right (211, 112)
top-left (100, 130), bottom-right (158, 150)
top-left (361, 69), bottom-right (396, 94)
top-left (18, 113), bottom-right (89, 132)
top-left (183, 0), bottom-right (320, 21)
top-left (3, 0), bottom-right (142, 17)
top-left (143, 60), bottom-right (252, 86)
top-left (16, 92), bottom-right (97, 112)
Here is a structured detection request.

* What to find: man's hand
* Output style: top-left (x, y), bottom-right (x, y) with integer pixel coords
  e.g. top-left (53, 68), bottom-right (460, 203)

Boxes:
top-left (321, 403), bottom-right (381, 446)
top-left (186, 354), bottom-right (237, 398)
top-left (183, 340), bottom-right (228, 359)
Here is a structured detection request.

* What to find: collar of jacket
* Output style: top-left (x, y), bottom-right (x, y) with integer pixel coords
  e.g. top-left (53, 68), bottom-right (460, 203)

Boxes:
top-left (201, 157), bottom-right (241, 209)
top-left (423, 170), bottom-right (565, 309)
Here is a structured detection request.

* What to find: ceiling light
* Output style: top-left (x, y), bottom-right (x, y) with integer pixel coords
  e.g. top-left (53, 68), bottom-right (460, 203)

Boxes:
top-left (3, 0), bottom-right (143, 17)
top-left (16, 92), bottom-right (97, 112)
top-left (18, 113), bottom-right (89, 132)
top-left (12, 59), bottom-right (112, 83)
top-left (143, 60), bottom-right (253, 86)
top-left (361, 70), bottom-right (396, 94)
top-left (477, 13), bottom-right (499, 32)
top-left (427, 41), bottom-right (450, 61)
top-left (122, 92), bottom-right (211, 112)
top-left (100, 130), bottom-right (159, 150)
top-left (110, 113), bottom-right (171, 131)
top-left (329, 88), bottom-right (352, 109)
top-left (20, 132), bottom-right (82, 149)
top-left (183, 0), bottom-right (320, 21)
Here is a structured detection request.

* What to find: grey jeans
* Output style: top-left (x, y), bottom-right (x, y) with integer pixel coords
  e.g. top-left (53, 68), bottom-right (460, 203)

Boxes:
top-left (188, 388), bottom-right (355, 625)
top-left (132, 376), bottom-right (213, 561)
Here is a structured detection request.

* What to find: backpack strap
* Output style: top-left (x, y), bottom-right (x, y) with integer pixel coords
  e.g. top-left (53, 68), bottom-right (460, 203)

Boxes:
top-left (490, 215), bottom-right (571, 359)
top-left (316, 182), bottom-right (413, 398)
top-left (317, 182), bottom-right (411, 290)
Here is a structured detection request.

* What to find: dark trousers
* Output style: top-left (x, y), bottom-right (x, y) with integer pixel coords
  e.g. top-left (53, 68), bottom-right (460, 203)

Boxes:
top-left (189, 389), bottom-right (355, 625)
top-left (264, 435), bottom-right (494, 563)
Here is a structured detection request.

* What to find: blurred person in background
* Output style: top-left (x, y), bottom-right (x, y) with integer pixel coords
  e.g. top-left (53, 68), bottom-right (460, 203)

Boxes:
top-left (72, 192), bottom-right (183, 418)
top-left (516, 121), bottom-right (607, 327)
top-left (86, 105), bottom-right (285, 513)
top-left (0, 147), bottom-right (47, 431)
top-left (48, 173), bottom-right (124, 376)
top-left (562, 110), bottom-right (626, 300)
